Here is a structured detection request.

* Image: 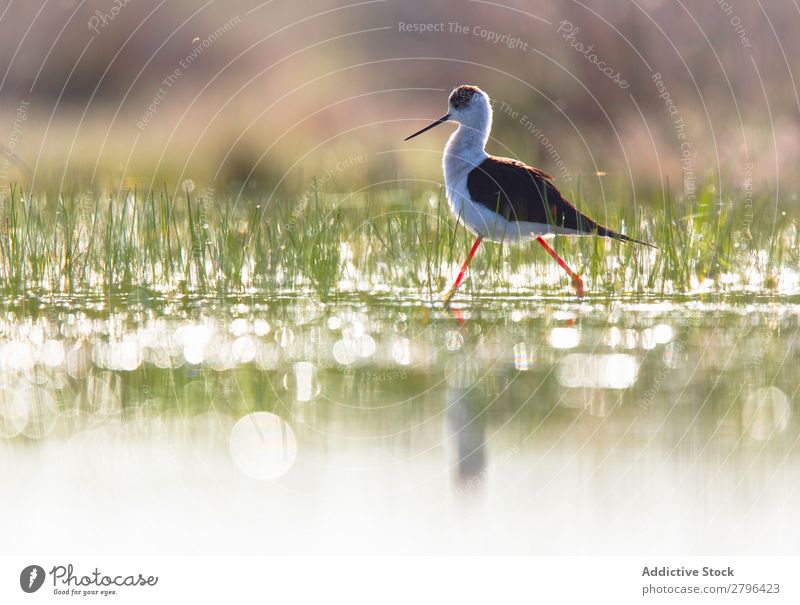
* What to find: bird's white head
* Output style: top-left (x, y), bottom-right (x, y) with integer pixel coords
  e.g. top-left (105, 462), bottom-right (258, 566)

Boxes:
top-left (446, 85), bottom-right (492, 131)
top-left (404, 84), bottom-right (492, 142)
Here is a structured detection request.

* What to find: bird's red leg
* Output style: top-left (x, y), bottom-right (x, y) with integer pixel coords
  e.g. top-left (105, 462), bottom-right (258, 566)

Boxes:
top-left (444, 236), bottom-right (482, 306)
top-left (536, 236), bottom-right (584, 297)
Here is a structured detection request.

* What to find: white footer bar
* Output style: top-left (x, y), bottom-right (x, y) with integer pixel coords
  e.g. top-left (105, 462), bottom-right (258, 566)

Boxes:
top-left (1, 555), bottom-right (797, 604)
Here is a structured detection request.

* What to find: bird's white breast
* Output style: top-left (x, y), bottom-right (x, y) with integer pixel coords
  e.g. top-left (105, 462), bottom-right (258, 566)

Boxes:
top-left (442, 129), bottom-right (493, 237)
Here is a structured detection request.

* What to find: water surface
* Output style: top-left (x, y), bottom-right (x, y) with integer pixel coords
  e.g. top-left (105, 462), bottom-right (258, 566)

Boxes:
top-left (1, 292), bottom-right (798, 554)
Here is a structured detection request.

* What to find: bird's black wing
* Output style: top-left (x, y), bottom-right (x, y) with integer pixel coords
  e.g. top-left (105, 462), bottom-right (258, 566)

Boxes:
top-left (466, 156), bottom-right (597, 232)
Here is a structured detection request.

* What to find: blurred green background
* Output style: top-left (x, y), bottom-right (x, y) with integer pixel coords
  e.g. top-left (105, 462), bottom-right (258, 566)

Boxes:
top-left (0, 0), bottom-right (797, 198)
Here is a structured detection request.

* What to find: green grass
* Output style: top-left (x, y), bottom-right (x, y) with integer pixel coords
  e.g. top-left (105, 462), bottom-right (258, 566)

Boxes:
top-left (0, 180), bottom-right (795, 300)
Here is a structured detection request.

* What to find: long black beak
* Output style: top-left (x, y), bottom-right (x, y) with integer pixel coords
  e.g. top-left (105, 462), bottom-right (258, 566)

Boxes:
top-left (404, 114), bottom-right (451, 141)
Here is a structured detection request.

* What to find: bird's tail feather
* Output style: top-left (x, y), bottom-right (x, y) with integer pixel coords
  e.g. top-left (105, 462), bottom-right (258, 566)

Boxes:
top-left (596, 225), bottom-right (657, 249)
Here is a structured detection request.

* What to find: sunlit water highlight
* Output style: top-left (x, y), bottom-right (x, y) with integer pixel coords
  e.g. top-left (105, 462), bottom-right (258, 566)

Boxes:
top-left (0, 293), bottom-right (798, 554)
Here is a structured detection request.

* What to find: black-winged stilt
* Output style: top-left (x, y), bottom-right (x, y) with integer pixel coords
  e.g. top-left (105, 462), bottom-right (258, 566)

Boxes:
top-left (404, 85), bottom-right (652, 304)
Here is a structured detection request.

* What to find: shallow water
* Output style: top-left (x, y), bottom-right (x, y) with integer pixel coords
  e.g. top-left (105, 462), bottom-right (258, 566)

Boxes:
top-left (1, 293), bottom-right (798, 554)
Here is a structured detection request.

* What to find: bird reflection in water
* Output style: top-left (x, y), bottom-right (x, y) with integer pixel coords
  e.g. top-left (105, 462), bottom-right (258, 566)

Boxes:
top-left (443, 304), bottom-right (489, 501)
